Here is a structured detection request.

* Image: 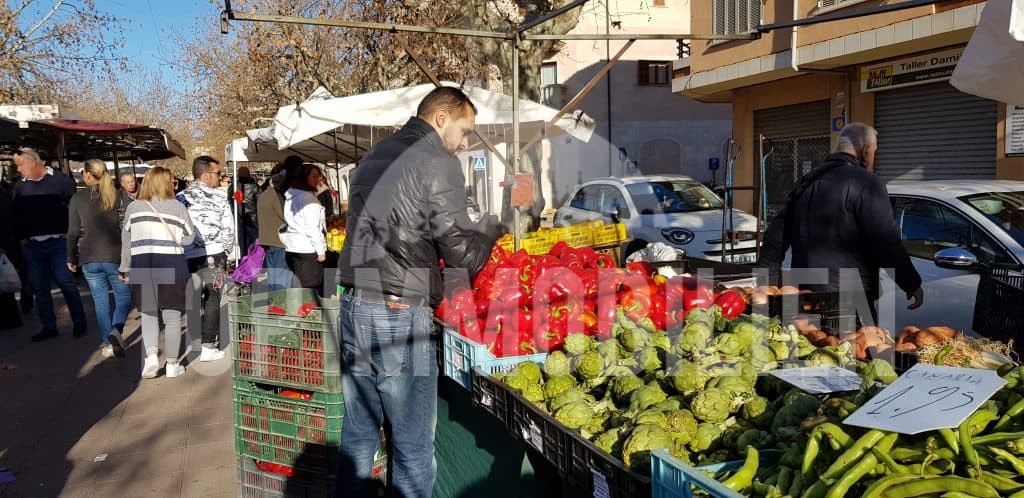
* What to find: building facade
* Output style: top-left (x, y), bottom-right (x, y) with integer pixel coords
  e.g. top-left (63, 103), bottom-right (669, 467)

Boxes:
top-left (675, 0), bottom-right (1023, 216)
top-left (536, 0), bottom-right (733, 209)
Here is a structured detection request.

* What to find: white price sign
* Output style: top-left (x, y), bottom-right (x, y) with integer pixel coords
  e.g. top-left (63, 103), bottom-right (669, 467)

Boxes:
top-left (769, 366), bottom-right (864, 394)
top-left (844, 364), bottom-right (1006, 434)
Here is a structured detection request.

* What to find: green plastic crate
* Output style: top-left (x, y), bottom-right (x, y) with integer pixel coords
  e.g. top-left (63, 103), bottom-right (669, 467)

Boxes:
top-left (237, 457), bottom-right (334, 498)
top-left (230, 289), bottom-right (342, 393)
top-left (233, 380), bottom-right (344, 473)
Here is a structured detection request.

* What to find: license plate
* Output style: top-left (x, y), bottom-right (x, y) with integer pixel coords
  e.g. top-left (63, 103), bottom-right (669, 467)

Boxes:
top-left (729, 254), bottom-right (757, 264)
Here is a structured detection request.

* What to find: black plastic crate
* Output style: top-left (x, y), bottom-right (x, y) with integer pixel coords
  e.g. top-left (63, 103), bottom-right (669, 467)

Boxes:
top-left (650, 256), bottom-right (755, 284)
top-left (973, 263), bottom-right (1024, 347)
top-left (469, 367), bottom-right (513, 427)
top-left (747, 291), bottom-right (856, 319)
top-left (564, 429), bottom-right (652, 498)
top-left (504, 384), bottom-right (572, 477)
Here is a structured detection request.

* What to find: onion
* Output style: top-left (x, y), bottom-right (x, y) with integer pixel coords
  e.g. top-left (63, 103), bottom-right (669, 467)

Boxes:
top-left (750, 292), bottom-right (769, 306)
top-left (913, 330), bottom-right (945, 348)
top-left (923, 326), bottom-right (958, 341)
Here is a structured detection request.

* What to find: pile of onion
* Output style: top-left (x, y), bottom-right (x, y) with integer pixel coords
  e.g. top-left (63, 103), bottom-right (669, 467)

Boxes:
top-left (895, 326), bottom-right (961, 352)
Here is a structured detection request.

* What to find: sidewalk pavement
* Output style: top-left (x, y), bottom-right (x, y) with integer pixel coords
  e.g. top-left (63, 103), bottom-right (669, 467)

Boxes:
top-left (0, 284), bottom-right (237, 498)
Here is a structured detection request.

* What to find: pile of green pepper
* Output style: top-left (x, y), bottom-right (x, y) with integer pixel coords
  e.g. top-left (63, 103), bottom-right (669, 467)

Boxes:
top-left (704, 363), bottom-right (1024, 497)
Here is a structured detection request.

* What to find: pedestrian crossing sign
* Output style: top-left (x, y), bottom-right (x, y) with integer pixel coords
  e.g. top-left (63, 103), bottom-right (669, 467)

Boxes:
top-left (472, 156), bottom-right (487, 171)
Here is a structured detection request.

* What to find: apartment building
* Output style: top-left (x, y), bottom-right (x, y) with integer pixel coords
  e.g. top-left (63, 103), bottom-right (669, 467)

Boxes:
top-left (674, 0), bottom-right (1023, 216)
top-left (535, 0), bottom-right (733, 208)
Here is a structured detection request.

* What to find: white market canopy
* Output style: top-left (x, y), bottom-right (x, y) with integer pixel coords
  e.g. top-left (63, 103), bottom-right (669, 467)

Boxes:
top-left (271, 81), bottom-right (597, 153)
top-left (950, 0), bottom-right (1024, 106)
top-left (223, 126), bottom-right (361, 164)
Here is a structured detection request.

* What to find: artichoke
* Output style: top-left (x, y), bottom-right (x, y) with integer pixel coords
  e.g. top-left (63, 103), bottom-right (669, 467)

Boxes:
top-left (510, 362), bottom-right (543, 384)
top-left (673, 322), bottom-right (712, 356)
top-left (705, 375), bottom-right (754, 399)
top-left (632, 408), bottom-right (668, 427)
top-left (860, 359), bottom-right (898, 388)
top-left (768, 340), bottom-right (791, 362)
top-left (736, 429), bottom-right (774, 450)
top-left (689, 422), bottom-right (726, 453)
top-left (548, 388), bottom-right (592, 413)
top-left (652, 396), bottom-right (685, 412)
top-left (740, 395), bottom-right (771, 429)
top-left (504, 373), bottom-right (529, 391)
top-left (543, 351), bottom-right (571, 378)
top-left (521, 383), bottom-right (544, 403)
top-left (684, 308), bottom-right (713, 327)
top-left (633, 347), bottom-right (662, 373)
top-left (629, 382), bottom-right (668, 412)
top-left (622, 424), bottom-right (673, 474)
top-left (690, 388), bottom-right (736, 423)
top-left (669, 359), bottom-right (710, 394)
top-left (712, 332), bottom-right (749, 357)
top-left (619, 326), bottom-right (651, 352)
top-left (572, 350), bottom-right (604, 381)
top-left (555, 401), bottom-right (595, 430)
top-left (593, 429), bottom-right (624, 456)
top-left (563, 333), bottom-right (594, 356)
top-left (664, 409), bottom-right (699, 443)
top-left (651, 331), bottom-right (671, 352)
top-left (596, 339), bottom-right (621, 365)
top-left (610, 373), bottom-right (645, 405)
top-left (543, 374), bottom-right (577, 400)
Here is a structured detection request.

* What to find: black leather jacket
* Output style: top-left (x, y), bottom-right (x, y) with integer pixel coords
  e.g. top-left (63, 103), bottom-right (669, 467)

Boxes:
top-left (758, 152), bottom-right (922, 301)
top-left (338, 117), bottom-right (495, 306)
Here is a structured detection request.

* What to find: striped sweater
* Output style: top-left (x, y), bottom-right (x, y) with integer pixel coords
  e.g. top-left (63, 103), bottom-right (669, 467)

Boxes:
top-left (119, 198), bottom-right (196, 273)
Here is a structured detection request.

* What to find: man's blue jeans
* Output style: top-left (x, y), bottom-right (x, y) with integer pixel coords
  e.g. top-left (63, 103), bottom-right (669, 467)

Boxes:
top-left (81, 262), bottom-right (132, 346)
top-left (263, 246), bottom-right (292, 291)
top-left (22, 237), bottom-right (86, 330)
top-left (337, 292), bottom-right (437, 498)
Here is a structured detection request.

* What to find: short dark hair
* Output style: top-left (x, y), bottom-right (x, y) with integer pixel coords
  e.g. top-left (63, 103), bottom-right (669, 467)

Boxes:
top-left (283, 155), bottom-right (303, 177)
top-left (192, 155), bottom-right (220, 179)
top-left (416, 87), bottom-right (477, 121)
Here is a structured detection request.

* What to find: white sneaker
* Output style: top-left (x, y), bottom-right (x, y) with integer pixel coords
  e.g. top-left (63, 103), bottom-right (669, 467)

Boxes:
top-left (199, 346), bottom-right (226, 362)
top-left (100, 345), bottom-right (114, 359)
top-left (165, 361), bottom-right (185, 378)
top-left (141, 355), bottom-right (160, 379)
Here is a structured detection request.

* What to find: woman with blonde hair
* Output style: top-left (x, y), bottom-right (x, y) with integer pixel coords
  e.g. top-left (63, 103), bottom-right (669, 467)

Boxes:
top-left (67, 159), bottom-right (133, 358)
top-left (120, 166), bottom-right (196, 379)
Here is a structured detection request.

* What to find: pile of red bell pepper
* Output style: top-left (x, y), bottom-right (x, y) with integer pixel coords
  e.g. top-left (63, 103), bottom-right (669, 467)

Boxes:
top-left (435, 242), bottom-right (749, 358)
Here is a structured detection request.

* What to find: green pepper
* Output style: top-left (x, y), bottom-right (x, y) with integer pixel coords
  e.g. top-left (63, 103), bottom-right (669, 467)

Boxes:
top-left (995, 398), bottom-right (1024, 432)
top-left (964, 408), bottom-right (1000, 436)
top-left (934, 343), bottom-right (954, 365)
top-left (861, 474), bottom-right (926, 498)
top-left (824, 433), bottom-right (898, 498)
top-left (976, 470), bottom-right (1024, 493)
top-left (988, 446), bottom-right (1024, 475)
top-left (938, 428), bottom-right (960, 455)
top-left (820, 430), bottom-right (886, 485)
top-left (721, 446), bottom-right (758, 492)
top-left (961, 416), bottom-right (982, 474)
top-left (802, 430), bottom-right (822, 477)
top-left (972, 431), bottom-right (1024, 446)
top-left (802, 423), bottom-right (852, 476)
top-left (941, 492), bottom-right (982, 498)
top-left (883, 476), bottom-right (999, 498)
top-left (871, 447), bottom-right (909, 474)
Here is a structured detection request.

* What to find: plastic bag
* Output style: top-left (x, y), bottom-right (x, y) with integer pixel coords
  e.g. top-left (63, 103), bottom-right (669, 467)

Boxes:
top-left (625, 242), bottom-right (681, 263)
top-left (0, 253), bottom-right (21, 294)
top-left (232, 239), bottom-right (265, 284)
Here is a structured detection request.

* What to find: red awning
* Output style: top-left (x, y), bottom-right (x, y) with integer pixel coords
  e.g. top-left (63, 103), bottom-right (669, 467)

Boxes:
top-left (0, 117), bottom-right (186, 162)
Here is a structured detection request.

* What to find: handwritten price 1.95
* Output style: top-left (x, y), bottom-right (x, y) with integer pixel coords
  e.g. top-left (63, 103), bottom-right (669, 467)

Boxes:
top-left (865, 385), bottom-right (976, 419)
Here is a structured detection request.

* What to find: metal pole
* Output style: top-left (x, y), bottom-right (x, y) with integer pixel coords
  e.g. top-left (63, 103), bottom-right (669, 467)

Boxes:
top-left (232, 159), bottom-right (240, 263)
top-left (226, 10), bottom-right (513, 39)
top-left (512, 34), bottom-right (521, 252)
top-left (605, 0), bottom-right (612, 177)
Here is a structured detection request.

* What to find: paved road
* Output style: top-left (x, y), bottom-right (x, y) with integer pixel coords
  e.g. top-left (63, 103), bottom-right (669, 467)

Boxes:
top-left (0, 285), bottom-right (237, 498)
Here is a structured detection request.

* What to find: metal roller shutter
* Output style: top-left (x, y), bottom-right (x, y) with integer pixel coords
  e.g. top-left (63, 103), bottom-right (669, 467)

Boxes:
top-left (754, 101), bottom-right (831, 217)
top-left (874, 82), bottom-right (997, 182)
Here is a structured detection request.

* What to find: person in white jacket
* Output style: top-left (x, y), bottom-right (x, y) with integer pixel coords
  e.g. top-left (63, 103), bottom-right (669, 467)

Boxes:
top-left (281, 163), bottom-right (326, 293)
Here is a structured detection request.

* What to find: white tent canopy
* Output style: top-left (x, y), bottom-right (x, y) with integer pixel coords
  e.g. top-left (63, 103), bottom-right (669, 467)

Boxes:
top-left (272, 81), bottom-right (597, 152)
top-left (223, 126), bottom-right (362, 164)
top-left (950, 0), bottom-right (1024, 106)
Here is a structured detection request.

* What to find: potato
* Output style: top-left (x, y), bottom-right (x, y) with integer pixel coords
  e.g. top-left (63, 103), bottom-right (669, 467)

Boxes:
top-left (750, 292), bottom-right (769, 306)
top-left (913, 330), bottom-right (945, 347)
top-left (823, 336), bottom-right (841, 347)
top-left (779, 285), bottom-right (800, 295)
top-left (922, 326), bottom-right (958, 341)
top-left (857, 327), bottom-right (889, 348)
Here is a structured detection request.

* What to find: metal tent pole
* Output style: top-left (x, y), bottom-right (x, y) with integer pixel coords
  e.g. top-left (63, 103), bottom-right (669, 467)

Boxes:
top-left (512, 34), bottom-right (521, 251)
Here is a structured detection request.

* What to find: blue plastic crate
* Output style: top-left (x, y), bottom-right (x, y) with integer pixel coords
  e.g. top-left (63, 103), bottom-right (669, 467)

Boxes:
top-left (441, 328), bottom-right (548, 389)
top-left (651, 448), bottom-right (781, 498)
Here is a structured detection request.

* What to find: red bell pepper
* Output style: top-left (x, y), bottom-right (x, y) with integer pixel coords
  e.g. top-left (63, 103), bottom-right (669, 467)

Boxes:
top-left (460, 316), bottom-right (483, 343)
top-left (578, 268), bottom-right (599, 300)
top-left (579, 310), bottom-right (598, 336)
top-left (549, 240), bottom-right (571, 258)
top-left (594, 293), bottom-right (617, 340)
top-left (715, 290), bottom-right (746, 319)
top-left (649, 291), bottom-right (667, 331)
top-left (592, 252), bottom-right (616, 269)
top-left (576, 246), bottom-right (597, 267)
top-left (626, 260), bottom-right (654, 277)
top-left (499, 285), bottom-right (530, 310)
top-left (619, 291), bottom-right (652, 322)
top-left (682, 286), bottom-right (715, 311)
top-left (508, 249), bottom-right (532, 269)
top-left (596, 268), bottom-right (628, 302)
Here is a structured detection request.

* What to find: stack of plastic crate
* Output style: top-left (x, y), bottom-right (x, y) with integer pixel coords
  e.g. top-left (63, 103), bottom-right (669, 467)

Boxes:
top-left (230, 288), bottom-right (387, 497)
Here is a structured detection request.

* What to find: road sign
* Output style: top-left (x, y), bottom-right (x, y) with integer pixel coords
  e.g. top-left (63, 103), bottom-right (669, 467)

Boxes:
top-left (472, 156), bottom-right (487, 171)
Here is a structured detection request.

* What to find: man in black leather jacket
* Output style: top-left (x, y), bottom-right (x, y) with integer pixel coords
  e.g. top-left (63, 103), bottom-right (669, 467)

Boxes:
top-left (758, 122), bottom-right (924, 324)
top-left (336, 87), bottom-right (497, 498)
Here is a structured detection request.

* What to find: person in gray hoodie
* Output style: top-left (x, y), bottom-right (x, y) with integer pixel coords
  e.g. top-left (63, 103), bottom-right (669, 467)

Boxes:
top-left (177, 155), bottom-right (234, 362)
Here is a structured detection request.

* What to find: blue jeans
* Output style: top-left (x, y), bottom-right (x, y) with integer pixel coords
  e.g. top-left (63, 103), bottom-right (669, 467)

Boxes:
top-left (22, 238), bottom-right (86, 330)
top-left (337, 292), bottom-right (437, 498)
top-left (81, 262), bottom-right (132, 346)
top-left (263, 246), bottom-right (292, 291)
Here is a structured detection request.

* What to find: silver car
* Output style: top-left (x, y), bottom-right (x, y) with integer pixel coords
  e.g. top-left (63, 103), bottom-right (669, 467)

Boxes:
top-left (880, 180), bottom-right (1024, 333)
top-left (554, 176), bottom-right (761, 263)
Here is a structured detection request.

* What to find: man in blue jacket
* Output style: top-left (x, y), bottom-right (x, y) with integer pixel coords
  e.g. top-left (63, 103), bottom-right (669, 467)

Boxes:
top-left (12, 147), bottom-right (87, 341)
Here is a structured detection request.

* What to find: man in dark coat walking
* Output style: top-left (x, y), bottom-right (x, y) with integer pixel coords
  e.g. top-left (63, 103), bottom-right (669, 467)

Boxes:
top-left (758, 122), bottom-right (924, 323)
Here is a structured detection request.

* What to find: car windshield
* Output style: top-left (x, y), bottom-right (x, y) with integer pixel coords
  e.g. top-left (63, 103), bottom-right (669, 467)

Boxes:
top-left (626, 180), bottom-right (722, 214)
top-left (960, 191), bottom-right (1024, 248)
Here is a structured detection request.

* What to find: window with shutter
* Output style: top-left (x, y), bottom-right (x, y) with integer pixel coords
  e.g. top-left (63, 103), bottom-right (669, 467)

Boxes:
top-left (713, 0), bottom-right (762, 35)
top-left (816, 0), bottom-right (868, 11)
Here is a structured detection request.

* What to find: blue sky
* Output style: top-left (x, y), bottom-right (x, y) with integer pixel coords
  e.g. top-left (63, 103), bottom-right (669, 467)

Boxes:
top-left (98, 0), bottom-right (219, 79)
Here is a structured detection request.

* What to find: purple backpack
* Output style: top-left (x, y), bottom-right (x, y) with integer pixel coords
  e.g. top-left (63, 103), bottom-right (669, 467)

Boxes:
top-left (232, 239), bottom-right (265, 284)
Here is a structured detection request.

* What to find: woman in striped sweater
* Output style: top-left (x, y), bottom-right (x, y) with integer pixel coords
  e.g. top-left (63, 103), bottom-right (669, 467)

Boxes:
top-left (119, 166), bottom-right (196, 379)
